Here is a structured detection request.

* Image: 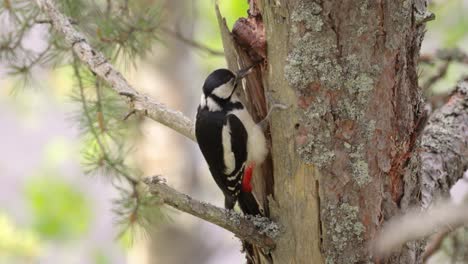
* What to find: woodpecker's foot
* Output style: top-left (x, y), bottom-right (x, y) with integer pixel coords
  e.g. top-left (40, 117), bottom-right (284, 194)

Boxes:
top-left (242, 162), bottom-right (256, 192)
top-left (259, 103), bottom-right (288, 130)
top-left (120, 92), bottom-right (140, 120)
top-left (123, 109), bottom-right (137, 121)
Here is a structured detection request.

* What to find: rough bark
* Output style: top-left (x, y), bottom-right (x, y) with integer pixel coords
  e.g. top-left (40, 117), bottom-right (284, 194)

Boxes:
top-left (144, 176), bottom-right (278, 249)
top-left (401, 82), bottom-right (468, 210)
top-left (259, 0), bottom-right (428, 263)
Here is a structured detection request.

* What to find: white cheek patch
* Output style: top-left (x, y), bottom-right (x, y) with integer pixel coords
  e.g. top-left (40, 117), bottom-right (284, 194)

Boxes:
top-left (222, 120), bottom-right (236, 175)
top-left (230, 94), bottom-right (240, 103)
top-left (206, 97), bottom-right (222, 112)
top-left (212, 82), bottom-right (234, 99)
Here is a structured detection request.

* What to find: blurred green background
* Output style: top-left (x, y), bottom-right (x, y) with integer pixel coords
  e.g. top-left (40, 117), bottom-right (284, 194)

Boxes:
top-left (0, 0), bottom-right (467, 264)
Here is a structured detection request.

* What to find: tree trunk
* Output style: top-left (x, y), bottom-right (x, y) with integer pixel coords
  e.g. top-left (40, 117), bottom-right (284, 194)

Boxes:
top-left (237, 0), bottom-right (429, 263)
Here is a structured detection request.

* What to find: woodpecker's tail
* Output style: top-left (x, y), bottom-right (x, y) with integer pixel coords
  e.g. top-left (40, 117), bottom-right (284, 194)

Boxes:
top-left (237, 191), bottom-right (260, 216)
top-left (238, 192), bottom-right (272, 264)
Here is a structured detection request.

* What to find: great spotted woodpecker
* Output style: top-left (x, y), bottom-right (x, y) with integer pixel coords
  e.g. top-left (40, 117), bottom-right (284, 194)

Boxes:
top-left (195, 65), bottom-right (267, 216)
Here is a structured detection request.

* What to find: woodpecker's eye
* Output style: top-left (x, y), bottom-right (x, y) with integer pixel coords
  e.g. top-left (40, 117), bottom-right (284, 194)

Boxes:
top-left (203, 69), bottom-right (236, 96)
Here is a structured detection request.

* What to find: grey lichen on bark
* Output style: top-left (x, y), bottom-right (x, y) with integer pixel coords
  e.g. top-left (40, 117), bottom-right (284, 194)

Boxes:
top-left (265, 0), bottom-right (428, 263)
top-left (262, 0), bottom-right (325, 263)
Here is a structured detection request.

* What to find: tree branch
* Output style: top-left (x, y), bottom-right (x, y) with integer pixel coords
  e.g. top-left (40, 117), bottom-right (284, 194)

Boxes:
top-left (374, 199), bottom-right (468, 257)
top-left (421, 229), bottom-right (452, 263)
top-left (420, 48), bottom-right (468, 65)
top-left (35, 0), bottom-right (196, 141)
top-left (379, 171), bottom-right (468, 258)
top-left (421, 60), bottom-right (450, 91)
top-left (418, 82), bottom-right (468, 208)
top-left (159, 27), bottom-right (224, 57)
top-left (143, 175), bottom-right (279, 250)
top-left (401, 82), bottom-right (468, 210)
top-left (34, 0), bottom-right (280, 250)
top-left (420, 48), bottom-right (468, 91)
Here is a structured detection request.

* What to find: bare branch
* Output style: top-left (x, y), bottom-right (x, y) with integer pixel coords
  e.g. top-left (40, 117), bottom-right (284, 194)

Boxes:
top-left (420, 48), bottom-right (468, 65)
top-left (383, 170), bottom-right (468, 261)
top-left (143, 176), bottom-right (279, 250)
top-left (401, 82), bottom-right (468, 210)
top-left (159, 27), bottom-right (224, 57)
top-left (35, 0), bottom-right (196, 141)
top-left (418, 82), bottom-right (468, 208)
top-left (374, 200), bottom-right (468, 257)
top-left (392, 80), bottom-right (468, 262)
top-left (420, 49), bottom-right (468, 91)
top-left (35, 0), bottom-right (281, 250)
top-left (421, 60), bottom-right (450, 91)
top-left (421, 229), bottom-right (452, 263)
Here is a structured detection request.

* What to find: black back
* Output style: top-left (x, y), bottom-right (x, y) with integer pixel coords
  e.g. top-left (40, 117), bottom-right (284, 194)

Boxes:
top-left (195, 104), bottom-right (246, 198)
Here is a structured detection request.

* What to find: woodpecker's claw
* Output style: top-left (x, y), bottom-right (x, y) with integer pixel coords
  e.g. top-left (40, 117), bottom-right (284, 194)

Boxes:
top-left (123, 109), bottom-right (137, 121)
top-left (120, 92), bottom-right (138, 120)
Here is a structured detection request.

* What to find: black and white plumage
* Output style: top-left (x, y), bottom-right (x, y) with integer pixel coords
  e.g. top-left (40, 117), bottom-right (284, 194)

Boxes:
top-left (195, 68), bottom-right (267, 216)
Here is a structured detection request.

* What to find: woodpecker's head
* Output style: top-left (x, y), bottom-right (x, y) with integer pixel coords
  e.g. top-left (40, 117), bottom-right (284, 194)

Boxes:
top-left (202, 69), bottom-right (237, 100)
top-left (200, 65), bottom-right (258, 111)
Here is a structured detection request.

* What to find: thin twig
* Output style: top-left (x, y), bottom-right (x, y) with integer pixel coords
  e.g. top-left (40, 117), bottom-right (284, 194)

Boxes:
top-left (123, 109), bottom-right (136, 121)
top-left (422, 229), bottom-right (452, 263)
top-left (106, 0), bottom-right (112, 16)
top-left (160, 27), bottom-right (224, 56)
top-left (420, 49), bottom-right (468, 91)
top-left (72, 57), bottom-right (137, 185)
top-left (422, 59), bottom-right (450, 90)
top-left (27, 43), bottom-right (51, 68)
top-left (95, 78), bottom-right (105, 132)
top-left (35, 0), bottom-right (196, 141)
top-left (420, 48), bottom-right (468, 65)
top-left (374, 200), bottom-right (468, 257)
top-left (144, 175), bottom-right (279, 250)
top-left (35, 18), bottom-right (77, 25)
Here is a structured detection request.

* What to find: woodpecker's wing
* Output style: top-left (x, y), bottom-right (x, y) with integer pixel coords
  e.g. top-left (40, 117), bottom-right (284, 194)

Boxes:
top-left (221, 114), bottom-right (248, 196)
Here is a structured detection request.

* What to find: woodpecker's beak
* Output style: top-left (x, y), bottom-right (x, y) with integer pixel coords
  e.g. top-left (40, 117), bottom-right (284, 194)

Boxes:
top-left (233, 60), bottom-right (263, 88)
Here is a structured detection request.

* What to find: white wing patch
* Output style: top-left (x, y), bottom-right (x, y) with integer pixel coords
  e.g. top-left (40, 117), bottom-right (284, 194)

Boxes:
top-left (230, 108), bottom-right (268, 165)
top-left (222, 119), bottom-right (236, 175)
